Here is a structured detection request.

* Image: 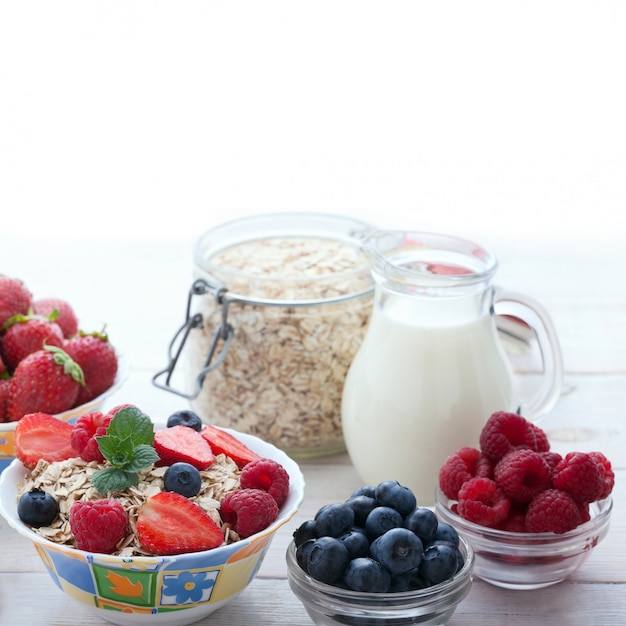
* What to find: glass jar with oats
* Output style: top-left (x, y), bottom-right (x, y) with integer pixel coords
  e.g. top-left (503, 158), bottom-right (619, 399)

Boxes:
top-left (153, 213), bottom-right (376, 458)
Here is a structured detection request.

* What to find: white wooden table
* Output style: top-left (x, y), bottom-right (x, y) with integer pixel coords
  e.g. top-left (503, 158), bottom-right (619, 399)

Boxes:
top-left (1, 232), bottom-right (625, 625)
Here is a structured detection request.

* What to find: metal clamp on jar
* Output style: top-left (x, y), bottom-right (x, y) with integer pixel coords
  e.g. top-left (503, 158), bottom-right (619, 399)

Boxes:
top-left (153, 213), bottom-right (375, 458)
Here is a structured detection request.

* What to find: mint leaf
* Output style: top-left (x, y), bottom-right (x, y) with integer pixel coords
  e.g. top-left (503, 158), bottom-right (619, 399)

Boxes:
top-left (123, 445), bottom-right (160, 472)
top-left (92, 406), bottom-right (158, 495)
top-left (105, 406), bottom-right (155, 447)
top-left (96, 434), bottom-right (132, 465)
top-left (91, 467), bottom-right (140, 494)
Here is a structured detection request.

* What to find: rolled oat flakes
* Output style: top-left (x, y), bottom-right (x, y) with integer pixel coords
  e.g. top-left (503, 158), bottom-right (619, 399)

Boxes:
top-left (188, 232), bottom-right (374, 457)
top-left (18, 455), bottom-right (242, 556)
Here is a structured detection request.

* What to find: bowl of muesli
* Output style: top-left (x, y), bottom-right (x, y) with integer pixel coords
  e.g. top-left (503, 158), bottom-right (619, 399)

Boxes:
top-left (0, 409), bottom-right (305, 626)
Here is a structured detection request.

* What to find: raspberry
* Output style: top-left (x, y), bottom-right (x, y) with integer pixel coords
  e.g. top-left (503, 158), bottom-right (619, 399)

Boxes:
top-left (588, 451), bottom-right (615, 500)
top-left (70, 412), bottom-right (113, 463)
top-left (220, 488), bottom-right (279, 538)
top-left (540, 451), bottom-right (563, 473)
top-left (525, 489), bottom-right (581, 534)
top-left (529, 422), bottom-right (550, 453)
top-left (69, 498), bottom-right (128, 553)
top-left (577, 501), bottom-right (591, 524)
top-left (457, 477), bottom-right (511, 527)
top-left (497, 506), bottom-right (528, 532)
top-left (240, 457), bottom-right (290, 508)
top-left (553, 452), bottom-right (604, 503)
top-left (494, 449), bottom-right (552, 503)
top-left (479, 411), bottom-right (538, 462)
top-left (105, 403), bottom-right (135, 418)
top-left (438, 447), bottom-right (493, 500)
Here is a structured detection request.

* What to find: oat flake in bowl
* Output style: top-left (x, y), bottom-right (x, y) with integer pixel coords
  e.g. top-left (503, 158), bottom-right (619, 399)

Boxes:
top-left (153, 213), bottom-right (376, 458)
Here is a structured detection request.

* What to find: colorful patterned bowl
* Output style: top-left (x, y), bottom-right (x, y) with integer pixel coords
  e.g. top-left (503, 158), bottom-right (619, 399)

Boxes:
top-left (0, 426), bottom-right (305, 626)
top-left (0, 352), bottom-right (129, 474)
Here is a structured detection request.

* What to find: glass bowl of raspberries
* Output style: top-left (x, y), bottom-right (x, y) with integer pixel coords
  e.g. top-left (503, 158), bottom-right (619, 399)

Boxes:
top-left (435, 411), bottom-right (614, 590)
top-left (287, 480), bottom-right (475, 625)
top-left (0, 406), bottom-right (305, 626)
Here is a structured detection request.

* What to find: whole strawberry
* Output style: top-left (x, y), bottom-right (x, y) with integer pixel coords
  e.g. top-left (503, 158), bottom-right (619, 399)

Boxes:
top-left (0, 379), bottom-right (10, 422)
top-left (64, 331), bottom-right (118, 405)
top-left (69, 498), bottom-right (128, 553)
top-left (2, 316), bottom-right (64, 371)
top-left (33, 298), bottom-right (79, 338)
top-left (7, 345), bottom-right (84, 421)
top-left (0, 276), bottom-right (32, 328)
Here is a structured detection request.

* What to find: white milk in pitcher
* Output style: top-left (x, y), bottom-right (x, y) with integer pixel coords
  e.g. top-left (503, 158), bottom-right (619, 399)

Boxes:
top-left (341, 297), bottom-right (517, 505)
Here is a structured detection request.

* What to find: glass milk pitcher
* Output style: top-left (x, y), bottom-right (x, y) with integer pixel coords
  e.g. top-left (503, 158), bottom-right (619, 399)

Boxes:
top-left (341, 231), bottom-right (563, 505)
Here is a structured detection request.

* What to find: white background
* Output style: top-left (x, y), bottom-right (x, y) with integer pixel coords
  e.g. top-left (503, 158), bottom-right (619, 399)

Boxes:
top-left (1, 1), bottom-right (625, 374)
top-left (1, 1), bottom-right (624, 245)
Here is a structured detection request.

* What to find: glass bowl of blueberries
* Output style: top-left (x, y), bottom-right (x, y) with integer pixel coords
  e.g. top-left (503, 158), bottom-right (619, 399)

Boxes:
top-left (286, 480), bottom-right (474, 626)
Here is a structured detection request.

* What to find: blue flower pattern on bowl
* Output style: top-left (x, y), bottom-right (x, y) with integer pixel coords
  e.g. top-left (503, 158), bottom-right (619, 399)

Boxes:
top-left (161, 570), bottom-right (218, 605)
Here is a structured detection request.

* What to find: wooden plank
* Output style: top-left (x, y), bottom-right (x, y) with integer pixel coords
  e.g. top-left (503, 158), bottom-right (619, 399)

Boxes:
top-left (2, 573), bottom-right (625, 626)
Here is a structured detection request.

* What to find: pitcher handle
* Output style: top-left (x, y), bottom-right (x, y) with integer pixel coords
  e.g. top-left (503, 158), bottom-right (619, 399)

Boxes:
top-left (493, 287), bottom-right (564, 419)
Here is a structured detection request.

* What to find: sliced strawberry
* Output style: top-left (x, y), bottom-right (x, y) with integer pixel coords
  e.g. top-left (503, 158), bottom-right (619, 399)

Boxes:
top-left (200, 424), bottom-right (261, 468)
top-left (15, 412), bottom-right (77, 469)
top-left (153, 425), bottom-right (215, 469)
top-left (136, 492), bottom-right (224, 555)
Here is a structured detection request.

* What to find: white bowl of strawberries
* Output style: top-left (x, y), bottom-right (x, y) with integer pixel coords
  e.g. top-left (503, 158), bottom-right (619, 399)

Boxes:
top-left (434, 411), bottom-right (614, 590)
top-left (0, 275), bottom-right (127, 473)
top-left (0, 405), bottom-right (305, 626)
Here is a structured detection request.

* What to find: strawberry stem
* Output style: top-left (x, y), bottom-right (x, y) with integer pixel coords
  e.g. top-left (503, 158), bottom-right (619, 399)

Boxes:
top-left (44, 344), bottom-right (85, 386)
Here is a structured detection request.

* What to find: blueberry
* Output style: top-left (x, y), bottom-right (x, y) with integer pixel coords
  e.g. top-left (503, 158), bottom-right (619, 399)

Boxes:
top-left (307, 536), bottom-right (350, 584)
top-left (449, 544), bottom-right (465, 573)
top-left (419, 543), bottom-right (459, 585)
top-left (454, 548), bottom-right (465, 573)
top-left (17, 489), bottom-right (59, 527)
top-left (345, 494), bottom-right (379, 527)
top-left (434, 521), bottom-right (459, 547)
top-left (429, 540), bottom-right (465, 573)
top-left (166, 410), bottom-right (203, 431)
top-left (339, 529), bottom-right (370, 559)
top-left (374, 480), bottom-right (417, 517)
top-left (404, 507), bottom-right (438, 545)
top-left (163, 462), bottom-right (202, 497)
top-left (389, 567), bottom-right (430, 592)
top-left (293, 519), bottom-right (318, 547)
top-left (315, 503), bottom-right (355, 538)
top-left (364, 506), bottom-right (403, 540)
top-left (296, 539), bottom-right (316, 572)
top-left (344, 557), bottom-right (391, 592)
top-left (370, 527), bottom-right (424, 575)
top-left (351, 485), bottom-right (376, 499)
